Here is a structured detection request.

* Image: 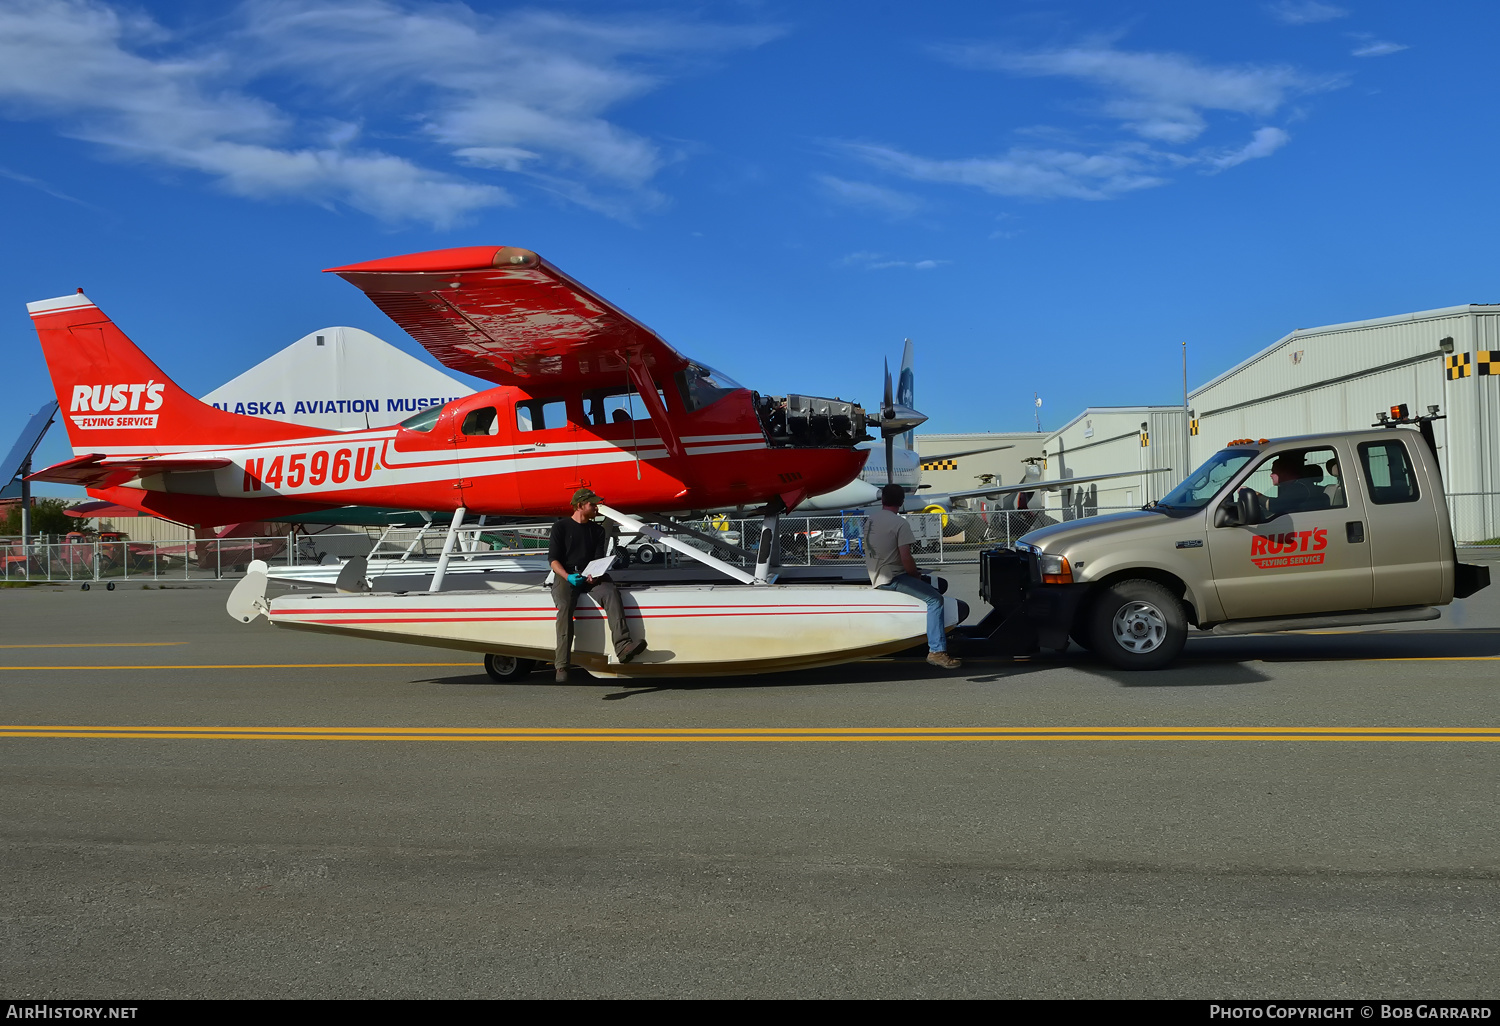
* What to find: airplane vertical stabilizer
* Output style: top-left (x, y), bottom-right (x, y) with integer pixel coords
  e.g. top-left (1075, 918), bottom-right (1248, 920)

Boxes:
top-left (28, 293), bottom-right (326, 455)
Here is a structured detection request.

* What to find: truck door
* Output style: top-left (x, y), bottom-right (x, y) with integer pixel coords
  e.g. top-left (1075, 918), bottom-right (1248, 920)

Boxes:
top-left (1358, 434), bottom-right (1444, 607)
top-left (1206, 443), bottom-right (1373, 619)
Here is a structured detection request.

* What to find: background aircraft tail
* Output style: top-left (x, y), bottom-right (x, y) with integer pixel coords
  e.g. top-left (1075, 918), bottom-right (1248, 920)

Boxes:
top-left (28, 293), bottom-right (324, 454)
top-left (896, 338), bottom-right (915, 452)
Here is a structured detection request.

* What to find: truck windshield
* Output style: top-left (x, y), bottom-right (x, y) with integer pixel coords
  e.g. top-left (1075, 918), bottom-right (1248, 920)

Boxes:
top-left (1156, 449), bottom-right (1256, 512)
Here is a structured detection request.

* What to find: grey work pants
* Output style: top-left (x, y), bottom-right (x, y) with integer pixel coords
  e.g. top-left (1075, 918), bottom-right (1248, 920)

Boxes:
top-left (551, 577), bottom-right (633, 669)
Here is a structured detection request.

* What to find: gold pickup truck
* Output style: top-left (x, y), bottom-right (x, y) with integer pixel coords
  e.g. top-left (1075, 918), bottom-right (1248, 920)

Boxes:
top-left (974, 414), bottom-right (1491, 670)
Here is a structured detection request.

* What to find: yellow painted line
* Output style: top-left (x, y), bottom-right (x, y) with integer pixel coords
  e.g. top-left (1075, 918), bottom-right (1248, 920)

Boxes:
top-left (0, 662), bottom-right (478, 670)
top-left (0, 642), bottom-right (187, 649)
top-left (2, 725), bottom-right (1497, 742)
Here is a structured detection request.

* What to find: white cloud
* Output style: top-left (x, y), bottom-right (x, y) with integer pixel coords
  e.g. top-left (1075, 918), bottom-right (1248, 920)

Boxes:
top-left (828, 41), bottom-right (1340, 210)
top-left (816, 175), bottom-right (925, 218)
top-left (235, 1), bottom-right (779, 216)
top-left (841, 141), bottom-right (1170, 201)
top-left (1206, 126), bottom-right (1291, 170)
top-left (1265, 1), bottom-right (1350, 25)
top-left (0, 164), bottom-right (96, 207)
top-left (0, 0), bottom-right (777, 225)
top-left (941, 41), bottom-right (1342, 145)
top-left (837, 251), bottom-right (949, 271)
top-left (1350, 38), bottom-right (1409, 57)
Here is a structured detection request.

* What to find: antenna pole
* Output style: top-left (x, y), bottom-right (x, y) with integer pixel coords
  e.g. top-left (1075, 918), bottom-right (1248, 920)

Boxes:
top-left (1182, 342), bottom-right (1190, 465)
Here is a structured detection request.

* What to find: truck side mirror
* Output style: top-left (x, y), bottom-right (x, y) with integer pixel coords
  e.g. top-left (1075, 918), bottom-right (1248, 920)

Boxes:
top-left (1214, 500), bottom-right (1242, 528)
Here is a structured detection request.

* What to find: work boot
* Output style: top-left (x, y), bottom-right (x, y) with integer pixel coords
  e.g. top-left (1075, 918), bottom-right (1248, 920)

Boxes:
top-left (926, 650), bottom-right (963, 670)
top-left (555, 666), bottom-right (569, 683)
top-left (619, 638), bottom-right (648, 664)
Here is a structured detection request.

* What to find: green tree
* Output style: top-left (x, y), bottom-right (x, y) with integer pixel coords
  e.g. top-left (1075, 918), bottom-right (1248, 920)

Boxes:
top-left (1, 498), bottom-right (85, 537)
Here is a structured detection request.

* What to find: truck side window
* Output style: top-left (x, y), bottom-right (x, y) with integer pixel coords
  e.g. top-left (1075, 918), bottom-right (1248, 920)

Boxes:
top-left (515, 398), bottom-right (567, 433)
top-left (1237, 446), bottom-right (1345, 520)
top-left (1359, 440), bottom-right (1420, 504)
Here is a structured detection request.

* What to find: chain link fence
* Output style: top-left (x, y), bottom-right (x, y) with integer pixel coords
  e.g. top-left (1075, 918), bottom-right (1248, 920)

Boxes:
top-left (3, 493), bottom-right (1496, 583)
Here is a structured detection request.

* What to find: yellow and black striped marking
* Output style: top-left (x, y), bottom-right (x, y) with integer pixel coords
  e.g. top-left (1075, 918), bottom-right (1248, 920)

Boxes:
top-left (1478, 350), bottom-right (1498, 376)
top-left (921, 458), bottom-right (959, 471)
top-left (1447, 352), bottom-right (1471, 379)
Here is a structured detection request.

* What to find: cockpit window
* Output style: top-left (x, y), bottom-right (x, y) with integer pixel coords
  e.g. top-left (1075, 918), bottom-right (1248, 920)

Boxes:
top-left (674, 362), bottom-right (744, 413)
top-left (461, 407), bottom-right (499, 436)
top-left (399, 404), bottom-right (443, 433)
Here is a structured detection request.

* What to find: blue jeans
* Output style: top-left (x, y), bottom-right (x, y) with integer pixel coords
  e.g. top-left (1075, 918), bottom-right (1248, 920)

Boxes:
top-left (877, 574), bottom-right (946, 653)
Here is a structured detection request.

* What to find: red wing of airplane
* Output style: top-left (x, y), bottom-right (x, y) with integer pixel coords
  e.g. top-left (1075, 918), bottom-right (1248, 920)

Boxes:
top-left (27, 247), bottom-right (873, 526)
top-left (327, 246), bottom-right (684, 388)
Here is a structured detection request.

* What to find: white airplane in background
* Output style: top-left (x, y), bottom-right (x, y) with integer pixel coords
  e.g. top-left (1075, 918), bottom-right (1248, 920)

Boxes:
top-left (803, 339), bottom-right (1174, 522)
top-left (800, 340), bottom-right (1015, 510)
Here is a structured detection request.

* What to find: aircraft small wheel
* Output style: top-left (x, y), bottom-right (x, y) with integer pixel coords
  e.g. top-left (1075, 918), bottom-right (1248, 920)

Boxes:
top-left (634, 545), bottom-right (660, 565)
top-left (106, 581), bottom-right (115, 591)
top-left (484, 654), bottom-right (536, 683)
top-left (81, 583), bottom-right (90, 591)
top-left (1088, 579), bottom-right (1186, 670)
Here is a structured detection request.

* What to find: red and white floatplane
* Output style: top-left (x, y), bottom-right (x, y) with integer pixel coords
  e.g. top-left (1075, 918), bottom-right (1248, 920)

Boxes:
top-left (228, 505), bottom-right (965, 680)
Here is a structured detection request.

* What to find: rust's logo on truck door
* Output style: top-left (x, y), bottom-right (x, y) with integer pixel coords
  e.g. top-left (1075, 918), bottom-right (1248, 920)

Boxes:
top-left (1250, 529), bottom-right (1328, 569)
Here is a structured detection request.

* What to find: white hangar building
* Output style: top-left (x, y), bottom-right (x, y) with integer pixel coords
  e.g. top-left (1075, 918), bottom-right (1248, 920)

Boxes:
top-left (201, 326), bottom-right (475, 431)
top-left (915, 432), bottom-right (1046, 499)
top-left (1187, 304), bottom-right (1500, 543)
top-left (1039, 407), bottom-right (1187, 517)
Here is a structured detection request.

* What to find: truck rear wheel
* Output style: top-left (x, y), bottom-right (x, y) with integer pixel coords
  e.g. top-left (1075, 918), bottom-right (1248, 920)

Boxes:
top-left (1088, 579), bottom-right (1186, 670)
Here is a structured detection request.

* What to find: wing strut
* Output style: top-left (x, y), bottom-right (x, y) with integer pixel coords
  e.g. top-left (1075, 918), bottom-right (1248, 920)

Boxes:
top-left (625, 353), bottom-right (684, 460)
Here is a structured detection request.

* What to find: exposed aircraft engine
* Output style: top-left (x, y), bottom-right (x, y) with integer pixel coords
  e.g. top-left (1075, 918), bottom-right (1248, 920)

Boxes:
top-left (755, 393), bottom-right (870, 449)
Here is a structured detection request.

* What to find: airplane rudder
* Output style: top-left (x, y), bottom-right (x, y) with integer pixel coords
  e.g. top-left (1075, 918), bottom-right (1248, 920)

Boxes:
top-left (29, 292), bottom-right (202, 449)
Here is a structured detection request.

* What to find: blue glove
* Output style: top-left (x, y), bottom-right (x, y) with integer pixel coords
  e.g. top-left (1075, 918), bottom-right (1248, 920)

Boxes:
top-left (566, 573), bottom-right (585, 587)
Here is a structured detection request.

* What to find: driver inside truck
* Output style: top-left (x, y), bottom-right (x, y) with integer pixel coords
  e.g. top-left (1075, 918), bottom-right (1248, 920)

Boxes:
top-left (1267, 455), bottom-right (1327, 516)
top-left (1239, 452), bottom-right (1333, 520)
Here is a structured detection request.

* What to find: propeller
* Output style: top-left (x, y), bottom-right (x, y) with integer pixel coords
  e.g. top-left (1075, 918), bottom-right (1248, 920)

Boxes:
top-left (884, 359), bottom-right (894, 486)
top-left (878, 354), bottom-right (926, 491)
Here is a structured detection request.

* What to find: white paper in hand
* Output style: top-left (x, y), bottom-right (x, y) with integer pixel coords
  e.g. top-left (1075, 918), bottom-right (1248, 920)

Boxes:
top-left (583, 555), bottom-right (616, 578)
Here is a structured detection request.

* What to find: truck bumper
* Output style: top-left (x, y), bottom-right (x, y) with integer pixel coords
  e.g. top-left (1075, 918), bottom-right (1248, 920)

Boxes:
top-left (1022, 583), bottom-right (1090, 651)
top-left (956, 548), bottom-right (1090, 655)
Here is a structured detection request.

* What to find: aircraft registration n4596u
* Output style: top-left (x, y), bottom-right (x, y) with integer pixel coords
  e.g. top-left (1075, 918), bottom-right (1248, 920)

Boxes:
top-left (27, 246), bottom-right (878, 524)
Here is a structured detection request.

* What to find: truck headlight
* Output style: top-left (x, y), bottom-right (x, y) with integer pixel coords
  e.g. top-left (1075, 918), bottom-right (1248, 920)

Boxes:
top-left (1039, 552), bottom-right (1073, 585)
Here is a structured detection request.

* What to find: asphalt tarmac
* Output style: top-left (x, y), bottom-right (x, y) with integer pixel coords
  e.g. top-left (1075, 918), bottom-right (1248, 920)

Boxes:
top-left (2, 567), bottom-right (1498, 999)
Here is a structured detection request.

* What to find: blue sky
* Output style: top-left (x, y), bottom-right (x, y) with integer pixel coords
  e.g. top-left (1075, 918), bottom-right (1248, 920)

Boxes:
top-left (4, 0), bottom-right (1496, 491)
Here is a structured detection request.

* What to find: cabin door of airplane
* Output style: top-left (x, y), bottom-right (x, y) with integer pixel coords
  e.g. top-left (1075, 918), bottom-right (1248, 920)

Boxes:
top-left (452, 397), bottom-right (521, 513)
top-left (511, 394), bottom-right (583, 514)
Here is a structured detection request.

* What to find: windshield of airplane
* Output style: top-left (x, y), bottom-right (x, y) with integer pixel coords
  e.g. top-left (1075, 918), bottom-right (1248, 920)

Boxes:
top-left (399, 404), bottom-right (444, 433)
top-left (1156, 448), bottom-right (1257, 512)
top-left (674, 362), bottom-right (744, 413)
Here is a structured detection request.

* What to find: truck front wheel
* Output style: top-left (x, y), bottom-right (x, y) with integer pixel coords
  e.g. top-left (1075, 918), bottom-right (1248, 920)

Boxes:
top-left (1088, 579), bottom-right (1187, 670)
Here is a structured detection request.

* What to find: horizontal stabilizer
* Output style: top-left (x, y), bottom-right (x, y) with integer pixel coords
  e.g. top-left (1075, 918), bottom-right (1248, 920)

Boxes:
top-left (27, 453), bottom-right (232, 487)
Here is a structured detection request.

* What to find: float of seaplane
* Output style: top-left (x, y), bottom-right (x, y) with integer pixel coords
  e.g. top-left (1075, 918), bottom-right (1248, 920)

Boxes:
top-left (28, 244), bottom-right (968, 678)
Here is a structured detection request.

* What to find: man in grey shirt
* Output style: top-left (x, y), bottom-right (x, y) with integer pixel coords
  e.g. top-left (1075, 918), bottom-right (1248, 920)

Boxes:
top-left (865, 483), bottom-right (962, 669)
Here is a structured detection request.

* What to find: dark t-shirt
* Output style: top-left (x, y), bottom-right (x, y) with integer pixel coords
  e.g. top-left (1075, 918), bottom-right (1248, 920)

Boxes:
top-left (548, 517), bottom-right (608, 573)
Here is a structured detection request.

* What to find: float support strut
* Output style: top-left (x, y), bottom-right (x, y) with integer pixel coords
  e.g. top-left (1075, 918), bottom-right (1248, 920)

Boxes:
top-left (429, 506), bottom-right (466, 592)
